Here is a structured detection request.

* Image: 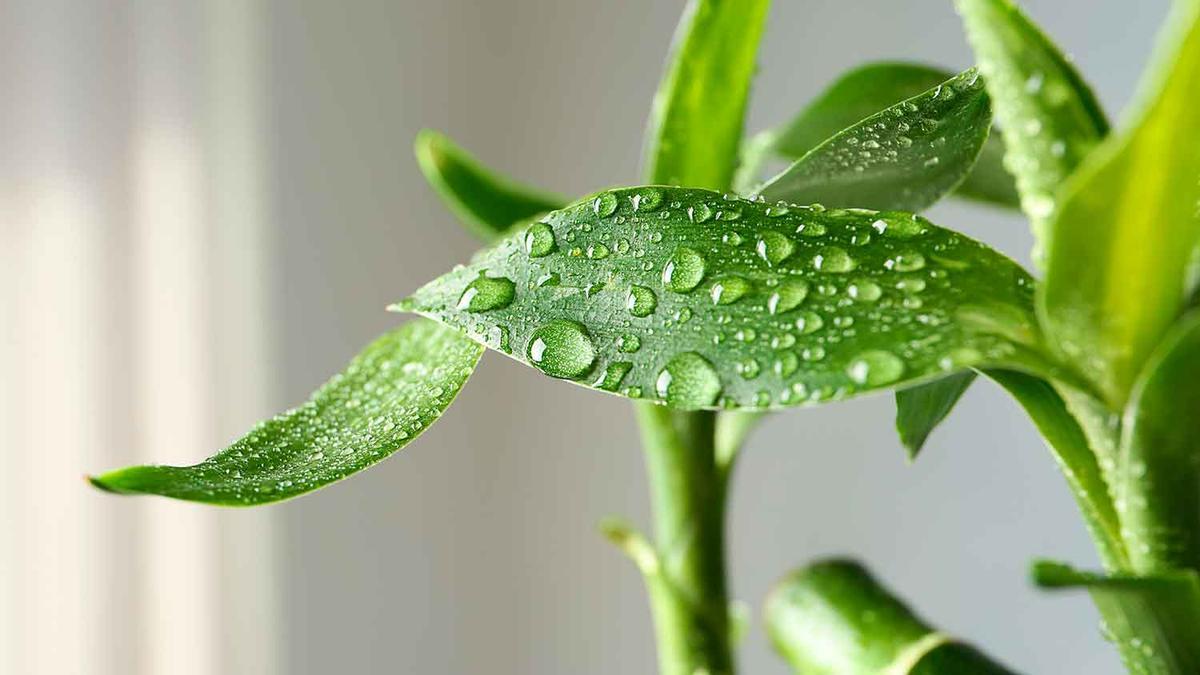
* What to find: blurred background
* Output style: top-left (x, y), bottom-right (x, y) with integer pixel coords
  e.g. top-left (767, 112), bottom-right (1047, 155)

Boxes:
top-left (0, 0), bottom-right (1171, 673)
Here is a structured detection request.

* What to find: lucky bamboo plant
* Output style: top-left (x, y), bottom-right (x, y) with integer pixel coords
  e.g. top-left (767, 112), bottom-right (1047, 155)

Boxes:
top-left (92, 0), bottom-right (1200, 673)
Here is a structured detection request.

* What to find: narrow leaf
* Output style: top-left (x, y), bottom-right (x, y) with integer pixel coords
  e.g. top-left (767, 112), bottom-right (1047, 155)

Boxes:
top-left (737, 62), bottom-right (1018, 207)
top-left (642, 0), bottom-right (771, 190)
top-left (395, 186), bottom-right (1048, 411)
top-left (766, 559), bottom-right (1017, 675)
top-left (985, 370), bottom-right (1126, 570)
top-left (894, 371), bottom-right (976, 459)
top-left (90, 320), bottom-right (483, 505)
top-left (755, 69), bottom-right (994, 214)
top-left (955, 0), bottom-right (1109, 261)
top-left (1032, 560), bottom-right (1200, 674)
top-left (1118, 312), bottom-right (1200, 573)
top-left (1037, 0), bottom-right (1200, 407)
top-left (415, 129), bottom-right (564, 242)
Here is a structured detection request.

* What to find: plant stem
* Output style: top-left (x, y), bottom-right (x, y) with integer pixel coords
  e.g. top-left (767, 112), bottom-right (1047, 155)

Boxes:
top-left (635, 402), bottom-right (733, 675)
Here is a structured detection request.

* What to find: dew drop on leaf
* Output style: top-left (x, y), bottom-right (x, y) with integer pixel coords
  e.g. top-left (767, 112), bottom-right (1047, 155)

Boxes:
top-left (523, 222), bottom-right (556, 257)
top-left (710, 276), bottom-right (752, 305)
top-left (846, 350), bottom-right (905, 386)
top-left (767, 279), bottom-right (809, 314)
top-left (756, 231), bottom-right (796, 265)
top-left (662, 247), bottom-right (706, 293)
top-left (526, 320), bottom-right (597, 380)
top-left (812, 246), bottom-right (856, 273)
top-left (655, 352), bottom-right (722, 408)
top-left (593, 192), bottom-right (619, 217)
top-left (457, 275), bottom-right (515, 312)
top-left (626, 285), bottom-right (658, 317)
top-left (847, 280), bottom-right (882, 302)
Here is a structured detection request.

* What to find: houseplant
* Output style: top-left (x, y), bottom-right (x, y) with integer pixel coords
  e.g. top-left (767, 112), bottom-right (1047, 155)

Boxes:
top-left (92, 0), bottom-right (1200, 672)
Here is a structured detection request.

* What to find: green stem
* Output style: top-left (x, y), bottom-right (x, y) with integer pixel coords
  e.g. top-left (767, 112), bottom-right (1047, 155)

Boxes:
top-left (635, 402), bottom-right (734, 675)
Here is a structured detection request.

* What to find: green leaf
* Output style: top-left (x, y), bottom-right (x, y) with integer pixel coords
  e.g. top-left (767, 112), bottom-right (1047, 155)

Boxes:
top-left (1037, 0), bottom-right (1200, 407)
top-left (955, 0), bottom-right (1109, 262)
top-left (894, 371), bottom-right (976, 459)
top-left (395, 186), bottom-right (1048, 411)
top-left (642, 0), bottom-right (771, 190)
top-left (415, 129), bottom-right (565, 242)
top-left (766, 559), bottom-right (1017, 675)
top-left (737, 62), bottom-right (1018, 208)
top-left (90, 320), bottom-right (483, 505)
top-left (985, 369), bottom-right (1126, 570)
top-left (1032, 560), bottom-right (1200, 675)
top-left (1118, 312), bottom-right (1200, 573)
top-left (754, 69), bottom-right (994, 213)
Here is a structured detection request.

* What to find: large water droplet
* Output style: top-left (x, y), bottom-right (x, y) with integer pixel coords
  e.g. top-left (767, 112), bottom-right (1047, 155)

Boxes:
top-left (795, 312), bottom-right (825, 334)
top-left (617, 334), bottom-right (641, 353)
top-left (592, 361), bottom-right (633, 391)
top-left (757, 231), bottom-right (795, 266)
top-left (710, 276), bottom-right (751, 305)
top-left (887, 251), bottom-right (926, 272)
top-left (847, 280), bottom-right (882, 302)
top-left (457, 275), bottom-right (515, 312)
top-left (688, 203), bottom-right (713, 223)
top-left (846, 350), bottom-right (905, 386)
top-left (768, 279), bottom-right (809, 314)
top-left (593, 192), bottom-right (619, 217)
top-left (523, 222), bottom-right (556, 257)
top-left (631, 188), bottom-right (663, 212)
top-left (587, 243), bottom-right (610, 259)
top-left (662, 247), bottom-right (706, 293)
top-left (527, 320), bottom-right (597, 380)
top-left (812, 247), bottom-right (856, 273)
top-left (656, 352), bottom-right (722, 408)
top-left (626, 285), bottom-right (658, 317)
top-left (871, 215), bottom-right (924, 239)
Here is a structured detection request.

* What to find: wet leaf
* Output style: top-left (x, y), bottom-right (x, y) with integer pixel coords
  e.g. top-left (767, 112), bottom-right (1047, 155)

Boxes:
top-left (395, 186), bottom-right (1048, 411)
top-left (894, 372), bottom-right (976, 459)
top-left (90, 320), bottom-right (483, 505)
top-left (754, 69), bottom-right (994, 213)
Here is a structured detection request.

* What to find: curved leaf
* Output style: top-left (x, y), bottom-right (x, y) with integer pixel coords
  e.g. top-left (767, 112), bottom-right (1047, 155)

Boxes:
top-left (766, 559), bottom-right (1017, 675)
top-left (90, 320), bottom-right (483, 505)
top-left (955, 0), bottom-right (1109, 262)
top-left (1037, 0), bottom-right (1200, 407)
top-left (1118, 311), bottom-right (1200, 573)
top-left (1032, 560), bottom-right (1200, 675)
top-left (894, 372), bottom-right (976, 459)
top-left (754, 69), bottom-right (994, 214)
top-left (642, 0), bottom-right (770, 190)
top-left (415, 129), bottom-right (564, 242)
top-left (395, 186), bottom-right (1046, 411)
top-left (737, 62), bottom-right (1018, 207)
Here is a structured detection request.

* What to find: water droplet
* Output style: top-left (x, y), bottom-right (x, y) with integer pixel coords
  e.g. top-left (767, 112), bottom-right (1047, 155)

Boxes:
top-left (587, 243), bottom-right (610, 259)
top-left (767, 279), bottom-right (809, 314)
top-left (801, 346), bottom-right (826, 362)
top-left (626, 285), bottom-right (658, 317)
top-left (688, 203), bottom-right (713, 223)
top-left (457, 275), bottom-right (515, 312)
top-left (896, 278), bottom-right (926, 293)
top-left (774, 352), bottom-right (799, 377)
top-left (767, 203), bottom-right (790, 217)
top-left (593, 192), bottom-right (618, 217)
top-left (523, 222), bottom-right (556, 257)
top-left (871, 215), bottom-right (924, 239)
top-left (757, 231), bottom-right (796, 266)
top-left (847, 280), bottom-right (882, 302)
top-left (737, 358), bottom-right (761, 379)
top-left (710, 276), bottom-right (752, 305)
top-left (662, 247), bottom-right (706, 293)
top-left (797, 221), bottom-right (827, 237)
top-left (846, 350), bottom-right (905, 386)
top-left (656, 352), bottom-right (722, 408)
top-left (812, 247), bottom-right (856, 273)
top-left (631, 188), bottom-right (663, 212)
top-left (795, 312), bottom-right (824, 334)
top-left (617, 334), bottom-right (641, 353)
top-left (592, 361), bottom-right (633, 391)
top-left (887, 251), bottom-right (926, 272)
top-left (527, 320), bottom-right (597, 380)
top-left (722, 232), bottom-right (743, 246)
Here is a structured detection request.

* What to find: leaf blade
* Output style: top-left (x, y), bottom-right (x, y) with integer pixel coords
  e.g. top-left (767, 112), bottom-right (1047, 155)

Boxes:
top-left (754, 69), bottom-right (995, 214)
top-left (894, 372), bottom-right (976, 459)
top-left (90, 319), bottom-right (483, 505)
top-left (642, 0), bottom-right (771, 190)
top-left (1037, 0), bottom-right (1200, 406)
top-left (397, 186), bottom-right (1046, 411)
top-left (415, 129), bottom-right (564, 242)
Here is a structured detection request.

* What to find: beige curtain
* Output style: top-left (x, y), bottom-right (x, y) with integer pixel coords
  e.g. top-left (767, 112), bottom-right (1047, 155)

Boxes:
top-left (0, 1), bottom-right (280, 673)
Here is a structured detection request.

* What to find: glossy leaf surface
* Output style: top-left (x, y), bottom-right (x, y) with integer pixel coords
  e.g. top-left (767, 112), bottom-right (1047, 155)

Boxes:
top-left (956, 0), bottom-right (1109, 260)
top-left (739, 62), bottom-right (1018, 207)
top-left (1038, 0), bottom-right (1200, 407)
top-left (642, 0), bottom-right (770, 190)
top-left (755, 69), bottom-right (993, 213)
top-left (91, 320), bottom-right (483, 505)
top-left (397, 187), bottom-right (1044, 411)
top-left (1118, 312), bottom-right (1200, 573)
top-left (894, 372), bottom-right (976, 459)
top-left (415, 129), bottom-right (564, 242)
top-left (1033, 560), bottom-right (1200, 675)
top-left (766, 559), bottom-right (1016, 675)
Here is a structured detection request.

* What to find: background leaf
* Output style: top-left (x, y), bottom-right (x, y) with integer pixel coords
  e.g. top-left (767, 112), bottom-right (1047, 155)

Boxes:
top-left (738, 62), bottom-right (1018, 208)
top-left (1037, 0), bottom-right (1200, 407)
top-left (754, 69), bottom-right (994, 213)
top-left (1032, 560), bottom-right (1200, 674)
top-left (956, 0), bottom-right (1109, 262)
top-left (90, 320), bottom-right (483, 505)
top-left (415, 129), bottom-right (564, 242)
top-left (397, 186), bottom-right (1046, 411)
top-left (766, 559), bottom-right (1017, 674)
top-left (894, 372), bottom-right (976, 459)
top-left (641, 0), bottom-right (771, 190)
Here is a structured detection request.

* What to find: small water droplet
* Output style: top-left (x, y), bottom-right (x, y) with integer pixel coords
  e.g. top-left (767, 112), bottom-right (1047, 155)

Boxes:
top-left (617, 334), bottom-right (641, 353)
top-left (737, 358), bottom-right (760, 379)
top-left (626, 285), bottom-right (658, 317)
top-left (656, 352), bottom-right (722, 408)
top-left (457, 275), bottom-right (515, 312)
top-left (846, 350), bottom-right (905, 386)
top-left (523, 222), bottom-right (556, 257)
top-left (797, 221), bottom-right (827, 237)
top-left (592, 361), bottom-right (633, 391)
top-left (587, 243), bottom-right (610, 259)
top-left (662, 247), bottom-right (706, 293)
top-left (593, 192), bottom-right (618, 217)
top-left (887, 251), bottom-right (926, 272)
top-left (688, 203), bottom-right (713, 223)
top-left (774, 352), bottom-right (799, 377)
top-left (795, 312), bottom-right (825, 334)
top-left (757, 231), bottom-right (795, 266)
top-left (847, 280), bottom-right (882, 302)
top-left (527, 320), bottom-right (597, 380)
top-left (812, 246), bottom-right (856, 273)
top-left (631, 188), bottom-right (663, 212)
top-left (710, 276), bottom-right (752, 305)
top-left (767, 279), bottom-right (809, 314)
